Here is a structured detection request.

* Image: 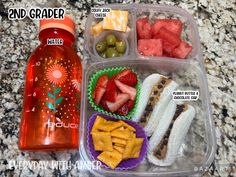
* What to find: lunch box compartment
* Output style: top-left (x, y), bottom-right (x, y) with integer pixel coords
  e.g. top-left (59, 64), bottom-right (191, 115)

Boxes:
top-left (93, 31), bottom-right (130, 59)
top-left (134, 4), bottom-right (201, 60)
top-left (84, 7), bottom-right (135, 61)
top-left (80, 58), bottom-right (215, 176)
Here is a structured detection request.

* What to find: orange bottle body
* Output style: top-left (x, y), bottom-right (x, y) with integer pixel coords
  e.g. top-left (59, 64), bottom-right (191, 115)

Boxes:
top-left (19, 28), bottom-right (82, 151)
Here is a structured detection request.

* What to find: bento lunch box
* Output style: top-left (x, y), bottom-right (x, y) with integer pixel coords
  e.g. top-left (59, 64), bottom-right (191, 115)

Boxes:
top-left (80, 4), bottom-right (216, 177)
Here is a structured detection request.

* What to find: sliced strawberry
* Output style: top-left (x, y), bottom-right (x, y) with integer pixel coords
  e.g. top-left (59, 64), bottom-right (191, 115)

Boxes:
top-left (118, 71), bottom-right (137, 87)
top-left (114, 80), bottom-right (137, 101)
top-left (94, 86), bottom-right (106, 105)
top-left (97, 74), bottom-right (108, 87)
top-left (103, 76), bottom-right (118, 102)
top-left (106, 93), bottom-right (130, 112)
top-left (116, 100), bottom-right (135, 116)
top-left (136, 17), bottom-right (152, 39)
top-left (92, 74), bottom-right (108, 99)
top-left (138, 39), bottom-right (163, 56)
top-left (100, 99), bottom-right (110, 111)
top-left (170, 41), bottom-right (192, 59)
top-left (155, 27), bottom-right (181, 48)
top-left (115, 69), bottom-right (132, 80)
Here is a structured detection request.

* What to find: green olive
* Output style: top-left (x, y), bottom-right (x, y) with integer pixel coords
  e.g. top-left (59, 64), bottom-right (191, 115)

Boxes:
top-left (99, 52), bottom-right (107, 58)
top-left (105, 48), bottom-right (119, 58)
top-left (106, 34), bottom-right (117, 46)
top-left (96, 41), bottom-right (107, 53)
top-left (115, 40), bottom-right (126, 53)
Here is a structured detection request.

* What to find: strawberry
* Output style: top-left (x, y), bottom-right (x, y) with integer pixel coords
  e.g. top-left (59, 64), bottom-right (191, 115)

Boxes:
top-left (114, 80), bottom-right (137, 101)
top-left (97, 74), bottom-right (108, 87)
top-left (115, 69), bottom-right (131, 80)
top-left (116, 100), bottom-right (134, 116)
top-left (100, 99), bottom-right (110, 111)
top-left (103, 76), bottom-right (118, 102)
top-left (94, 86), bottom-right (106, 105)
top-left (92, 74), bottom-right (108, 99)
top-left (117, 71), bottom-right (137, 87)
top-left (106, 93), bottom-right (130, 112)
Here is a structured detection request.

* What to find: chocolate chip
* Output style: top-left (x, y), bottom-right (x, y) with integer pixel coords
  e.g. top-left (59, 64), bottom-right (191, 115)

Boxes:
top-left (140, 117), bottom-right (146, 123)
top-left (153, 90), bottom-right (158, 95)
top-left (163, 140), bottom-right (168, 145)
top-left (150, 97), bottom-right (154, 101)
top-left (161, 80), bottom-right (166, 84)
top-left (158, 84), bottom-right (163, 89)
top-left (146, 105), bottom-right (153, 112)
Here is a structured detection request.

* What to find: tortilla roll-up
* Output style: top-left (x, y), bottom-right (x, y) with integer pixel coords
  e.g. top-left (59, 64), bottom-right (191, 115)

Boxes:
top-left (147, 101), bottom-right (195, 166)
top-left (133, 74), bottom-right (178, 136)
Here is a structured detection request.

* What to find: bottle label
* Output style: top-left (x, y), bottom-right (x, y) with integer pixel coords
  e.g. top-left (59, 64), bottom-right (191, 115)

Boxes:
top-left (29, 59), bottom-right (82, 131)
top-left (47, 38), bottom-right (64, 45)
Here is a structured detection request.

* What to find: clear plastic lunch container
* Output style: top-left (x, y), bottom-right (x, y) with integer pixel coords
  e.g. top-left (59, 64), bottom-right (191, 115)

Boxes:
top-left (80, 4), bottom-right (216, 177)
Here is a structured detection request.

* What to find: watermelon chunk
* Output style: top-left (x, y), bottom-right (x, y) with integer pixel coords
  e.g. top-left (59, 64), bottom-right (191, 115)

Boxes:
top-left (171, 41), bottom-right (192, 59)
top-left (136, 17), bottom-right (152, 39)
top-left (138, 39), bottom-right (163, 56)
top-left (155, 27), bottom-right (181, 48)
top-left (151, 19), bottom-right (182, 37)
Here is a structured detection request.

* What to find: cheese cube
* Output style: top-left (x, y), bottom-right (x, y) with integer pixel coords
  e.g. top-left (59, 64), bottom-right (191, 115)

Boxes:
top-left (103, 10), bottom-right (128, 32)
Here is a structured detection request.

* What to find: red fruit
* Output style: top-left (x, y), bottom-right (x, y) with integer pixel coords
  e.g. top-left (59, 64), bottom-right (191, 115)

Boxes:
top-left (136, 18), bottom-right (152, 39)
top-left (115, 69), bottom-right (131, 80)
top-left (106, 93), bottom-right (130, 112)
top-left (116, 100), bottom-right (134, 116)
top-left (103, 76), bottom-right (118, 102)
top-left (162, 40), bottom-right (177, 54)
top-left (97, 74), bottom-right (108, 87)
top-left (155, 27), bottom-right (181, 48)
top-left (100, 99), bottom-right (110, 111)
top-left (115, 80), bottom-right (137, 101)
top-left (94, 86), bottom-right (106, 105)
top-left (151, 19), bottom-right (182, 37)
top-left (138, 39), bottom-right (163, 56)
top-left (171, 41), bottom-right (192, 59)
top-left (92, 74), bottom-right (108, 99)
top-left (117, 72), bottom-right (137, 87)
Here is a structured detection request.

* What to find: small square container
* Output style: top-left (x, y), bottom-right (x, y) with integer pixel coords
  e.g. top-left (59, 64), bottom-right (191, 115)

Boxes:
top-left (80, 4), bottom-right (216, 177)
top-left (134, 4), bottom-right (201, 61)
top-left (84, 4), bottom-right (135, 61)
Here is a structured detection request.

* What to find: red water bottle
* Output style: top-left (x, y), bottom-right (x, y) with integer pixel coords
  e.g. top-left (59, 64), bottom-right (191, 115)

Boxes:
top-left (19, 16), bottom-right (82, 151)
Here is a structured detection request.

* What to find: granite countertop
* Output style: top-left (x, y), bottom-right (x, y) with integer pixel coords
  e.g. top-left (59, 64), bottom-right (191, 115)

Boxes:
top-left (0, 0), bottom-right (235, 177)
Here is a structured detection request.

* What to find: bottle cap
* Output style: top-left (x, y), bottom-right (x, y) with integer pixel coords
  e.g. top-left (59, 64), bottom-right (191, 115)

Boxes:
top-left (40, 16), bottom-right (75, 36)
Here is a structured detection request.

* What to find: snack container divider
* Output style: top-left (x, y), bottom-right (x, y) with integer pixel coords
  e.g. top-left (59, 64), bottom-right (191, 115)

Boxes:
top-left (80, 4), bottom-right (216, 177)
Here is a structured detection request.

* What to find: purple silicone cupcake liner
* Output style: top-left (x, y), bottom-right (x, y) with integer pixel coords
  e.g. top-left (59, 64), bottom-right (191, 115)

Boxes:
top-left (87, 112), bottom-right (148, 171)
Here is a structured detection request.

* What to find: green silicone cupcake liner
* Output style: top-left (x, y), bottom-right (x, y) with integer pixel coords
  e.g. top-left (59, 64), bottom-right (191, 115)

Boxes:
top-left (88, 67), bottom-right (141, 120)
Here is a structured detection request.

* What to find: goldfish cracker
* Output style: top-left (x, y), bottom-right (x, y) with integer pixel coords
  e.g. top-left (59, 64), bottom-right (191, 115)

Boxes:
top-left (91, 132), bottom-right (113, 151)
top-left (103, 10), bottom-right (128, 32)
top-left (97, 150), bottom-right (123, 169)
